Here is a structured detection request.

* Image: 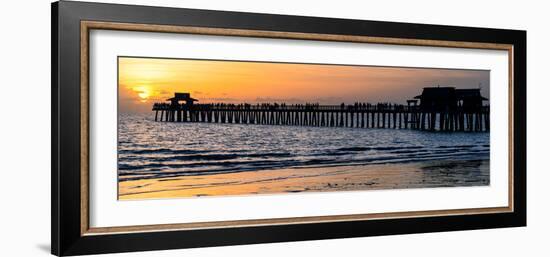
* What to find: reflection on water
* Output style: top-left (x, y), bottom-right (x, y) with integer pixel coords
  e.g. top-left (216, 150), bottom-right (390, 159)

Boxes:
top-left (118, 113), bottom-right (490, 186)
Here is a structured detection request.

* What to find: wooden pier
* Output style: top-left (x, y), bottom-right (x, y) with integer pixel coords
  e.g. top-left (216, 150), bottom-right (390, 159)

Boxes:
top-left (152, 100), bottom-right (489, 132)
top-left (152, 89), bottom-right (489, 132)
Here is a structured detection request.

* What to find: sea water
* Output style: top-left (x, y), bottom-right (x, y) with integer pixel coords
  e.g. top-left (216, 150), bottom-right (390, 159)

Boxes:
top-left (118, 113), bottom-right (490, 182)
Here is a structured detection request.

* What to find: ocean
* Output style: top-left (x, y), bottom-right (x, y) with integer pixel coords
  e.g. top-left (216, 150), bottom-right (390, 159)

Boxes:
top-left (118, 113), bottom-right (490, 185)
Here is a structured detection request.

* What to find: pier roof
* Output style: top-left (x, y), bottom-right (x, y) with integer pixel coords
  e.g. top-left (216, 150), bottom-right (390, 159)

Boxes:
top-left (456, 89), bottom-right (489, 101)
top-left (414, 87), bottom-right (488, 101)
top-left (414, 87), bottom-right (455, 99)
top-left (167, 92), bottom-right (198, 102)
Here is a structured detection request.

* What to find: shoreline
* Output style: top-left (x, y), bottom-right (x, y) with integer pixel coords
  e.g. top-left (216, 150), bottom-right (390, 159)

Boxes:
top-left (119, 158), bottom-right (489, 200)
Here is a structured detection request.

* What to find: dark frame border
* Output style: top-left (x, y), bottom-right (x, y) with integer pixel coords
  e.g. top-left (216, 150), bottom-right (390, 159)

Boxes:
top-left (52, 1), bottom-right (526, 256)
top-left (80, 19), bottom-right (515, 234)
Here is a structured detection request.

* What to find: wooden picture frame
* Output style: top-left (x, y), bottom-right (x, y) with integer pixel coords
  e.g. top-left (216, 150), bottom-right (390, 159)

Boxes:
top-left (52, 1), bottom-right (526, 256)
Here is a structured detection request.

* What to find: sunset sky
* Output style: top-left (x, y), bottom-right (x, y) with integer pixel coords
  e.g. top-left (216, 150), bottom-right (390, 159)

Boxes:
top-left (118, 57), bottom-right (490, 114)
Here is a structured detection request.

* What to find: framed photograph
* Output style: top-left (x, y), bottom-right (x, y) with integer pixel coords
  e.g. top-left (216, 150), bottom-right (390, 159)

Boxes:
top-left (52, 1), bottom-right (526, 256)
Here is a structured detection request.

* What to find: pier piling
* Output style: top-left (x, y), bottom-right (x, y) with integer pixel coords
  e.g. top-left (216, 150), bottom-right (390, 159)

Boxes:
top-left (152, 101), bottom-right (489, 132)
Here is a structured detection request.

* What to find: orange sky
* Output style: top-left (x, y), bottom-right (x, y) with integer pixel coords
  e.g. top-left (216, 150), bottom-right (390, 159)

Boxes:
top-left (119, 57), bottom-right (490, 114)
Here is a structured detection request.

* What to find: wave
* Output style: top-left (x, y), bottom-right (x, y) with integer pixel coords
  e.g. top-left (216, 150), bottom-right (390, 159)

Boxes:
top-left (118, 146), bottom-right (489, 181)
top-left (336, 146), bottom-right (424, 152)
top-left (119, 148), bottom-right (212, 155)
top-left (118, 115), bottom-right (490, 182)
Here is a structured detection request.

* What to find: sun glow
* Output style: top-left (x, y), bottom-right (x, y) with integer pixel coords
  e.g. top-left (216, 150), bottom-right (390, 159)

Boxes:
top-left (133, 86), bottom-right (151, 102)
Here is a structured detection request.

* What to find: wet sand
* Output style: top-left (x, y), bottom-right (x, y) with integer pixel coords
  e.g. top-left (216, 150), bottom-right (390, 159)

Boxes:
top-left (119, 159), bottom-right (489, 200)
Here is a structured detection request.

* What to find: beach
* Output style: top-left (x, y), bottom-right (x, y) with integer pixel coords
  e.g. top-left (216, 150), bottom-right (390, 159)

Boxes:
top-left (119, 159), bottom-right (489, 200)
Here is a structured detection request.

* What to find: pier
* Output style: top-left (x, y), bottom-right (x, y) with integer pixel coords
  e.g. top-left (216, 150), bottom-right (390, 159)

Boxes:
top-left (152, 88), bottom-right (490, 132)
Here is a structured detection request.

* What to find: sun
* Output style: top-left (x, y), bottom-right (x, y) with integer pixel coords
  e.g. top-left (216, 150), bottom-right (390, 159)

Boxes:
top-left (138, 91), bottom-right (150, 100)
top-left (133, 86), bottom-right (151, 102)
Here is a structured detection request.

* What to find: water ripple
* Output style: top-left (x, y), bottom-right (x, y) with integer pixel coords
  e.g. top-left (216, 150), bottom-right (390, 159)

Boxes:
top-left (118, 113), bottom-right (490, 181)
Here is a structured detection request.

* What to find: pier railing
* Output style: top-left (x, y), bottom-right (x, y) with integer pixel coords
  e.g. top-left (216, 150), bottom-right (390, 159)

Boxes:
top-left (152, 102), bottom-right (489, 132)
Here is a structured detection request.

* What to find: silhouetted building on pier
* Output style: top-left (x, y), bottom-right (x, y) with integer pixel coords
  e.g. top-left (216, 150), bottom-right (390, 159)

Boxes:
top-left (167, 93), bottom-right (198, 106)
top-left (413, 87), bottom-right (488, 112)
top-left (456, 89), bottom-right (488, 112)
